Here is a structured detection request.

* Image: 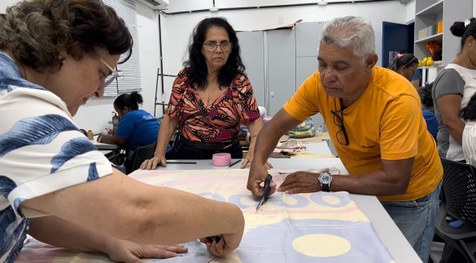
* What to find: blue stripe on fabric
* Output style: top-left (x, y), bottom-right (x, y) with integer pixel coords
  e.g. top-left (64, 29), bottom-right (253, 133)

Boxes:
top-left (0, 176), bottom-right (16, 199)
top-left (88, 163), bottom-right (100, 181)
top-left (0, 114), bottom-right (78, 158)
top-left (0, 207), bottom-right (30, 263)
top-left (50, 137), bottom-right (96, 173)
top-left (0, 51), bottom-right (44, 92)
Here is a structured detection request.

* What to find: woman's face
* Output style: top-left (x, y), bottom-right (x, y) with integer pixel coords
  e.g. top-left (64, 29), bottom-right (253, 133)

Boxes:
top-left (114, 106), bottom-right (128, 118)
top-left (398, 63), bottom-right (418, 80)
top-left (44, 48), bottom-right (120, 115)
top-left (201, 26), bottom-right (232, 73)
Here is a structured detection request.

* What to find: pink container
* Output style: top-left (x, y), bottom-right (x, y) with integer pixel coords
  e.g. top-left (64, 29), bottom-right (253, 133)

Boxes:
top-left (212, 153), bottom-right (232, 166)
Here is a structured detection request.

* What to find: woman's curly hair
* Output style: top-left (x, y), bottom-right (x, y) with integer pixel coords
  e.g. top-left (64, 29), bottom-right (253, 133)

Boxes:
top-left (0, 0), bottom-right (133, 73)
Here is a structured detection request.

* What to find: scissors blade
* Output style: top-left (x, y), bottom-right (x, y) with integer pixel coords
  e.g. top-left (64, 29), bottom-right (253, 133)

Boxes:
top-left (256, 174), bottom-right (273, 211)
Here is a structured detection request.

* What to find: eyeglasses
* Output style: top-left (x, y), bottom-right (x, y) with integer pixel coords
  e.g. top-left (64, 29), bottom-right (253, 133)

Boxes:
top-left (203, 40), bottom-right (232, 51)
top-left (95, 56), bottom-right (120, 88)
top-left (330, 99), bottom-right (349, 146)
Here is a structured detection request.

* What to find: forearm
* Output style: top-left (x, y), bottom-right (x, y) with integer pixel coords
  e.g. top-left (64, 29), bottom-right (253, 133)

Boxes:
top-left (29, 216), bottom-right (111, 254)
top-left (98, 134), bottom-right (126, 146)
top-left (330, 171), bottom-right (408, 196)
top-left (155, 115), bottom-right (176, 156)
top-left (446, 118), bottom-right (465, 145)
top-left (23, 171), bottom-right (244, 245)
top-left (252, 123), bottom-right (280, 164)
top-left (330, 159), bottom-right (412, 195)
top-left (246, 118), bottom-right (264, 156)
top-left (253, 109), bottom-right (299, 164)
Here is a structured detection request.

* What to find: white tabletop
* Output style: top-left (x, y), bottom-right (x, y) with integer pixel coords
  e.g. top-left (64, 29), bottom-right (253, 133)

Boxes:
top-left (91, 135), bottom-right (120, 150)
top-left (155, 158), bottom-right (421, 263)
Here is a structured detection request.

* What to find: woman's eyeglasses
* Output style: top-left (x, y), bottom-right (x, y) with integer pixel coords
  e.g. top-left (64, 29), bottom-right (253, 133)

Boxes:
top-left (95, 56), bottom-right (120, 88)
top-left (331, 99), bottom-right (349, 146)
top-left (203, 40), bottom-right (232, 51)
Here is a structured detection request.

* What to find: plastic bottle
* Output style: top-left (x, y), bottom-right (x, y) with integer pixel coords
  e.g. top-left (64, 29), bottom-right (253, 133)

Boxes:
top-left (87, 130), bottom-right (94, 140)
top-left (112, 111), bottom-right (119, 132)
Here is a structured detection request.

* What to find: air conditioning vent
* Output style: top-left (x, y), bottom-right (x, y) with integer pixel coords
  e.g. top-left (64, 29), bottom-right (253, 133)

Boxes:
top-left (135, 0), bottom-right (168, 10)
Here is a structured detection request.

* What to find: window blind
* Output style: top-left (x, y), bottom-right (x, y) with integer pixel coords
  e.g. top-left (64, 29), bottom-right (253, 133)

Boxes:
top-left (103, 0), bottom-right (141, 97)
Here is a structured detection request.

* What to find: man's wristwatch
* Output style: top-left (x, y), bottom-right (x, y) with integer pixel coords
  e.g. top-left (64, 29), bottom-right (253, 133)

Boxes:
top-left (318, 172), bottom-right (333, 192)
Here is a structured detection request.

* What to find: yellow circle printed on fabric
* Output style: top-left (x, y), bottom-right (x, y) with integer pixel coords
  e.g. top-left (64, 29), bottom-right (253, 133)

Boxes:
top-left (292, 234), bottom-right (351, 257)
top-left (322, 195), bottom-right (341, 205)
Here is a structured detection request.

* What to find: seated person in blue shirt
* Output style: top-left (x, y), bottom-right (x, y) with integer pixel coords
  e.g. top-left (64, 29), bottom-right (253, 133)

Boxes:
top-left (419, 82), bottom-right (438, 141)
top-left (98, 91), bottom-right (171, 153)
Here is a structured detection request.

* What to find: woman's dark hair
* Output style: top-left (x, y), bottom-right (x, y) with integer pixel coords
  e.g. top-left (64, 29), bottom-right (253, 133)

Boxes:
top-left (184, 17), bottom-right (245, 89)
top-left (389, 53), bottom-right (418, 72)
top-left (0, 0), bottom-right (133, 73)
top-left (461, 93), bottom-right (476, 121)
top-left (450, 18), bottom-right (476, 50)
top-left (420, 82), bottom-right (434, 108)
top-left (114, 91), bottom-right (143, 111)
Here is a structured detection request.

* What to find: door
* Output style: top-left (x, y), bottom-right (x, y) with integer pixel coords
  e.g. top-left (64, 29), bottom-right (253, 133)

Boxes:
top-left (382, 21), bottom-right (414, 68)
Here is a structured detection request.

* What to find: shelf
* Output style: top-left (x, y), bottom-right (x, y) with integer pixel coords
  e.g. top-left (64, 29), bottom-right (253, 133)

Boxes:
top-left (416, 0), bottom-right (443, 16)
top-left (415, 33), bottom-right (442, 43)
top-left (418, 65), bottom-right (444, 70)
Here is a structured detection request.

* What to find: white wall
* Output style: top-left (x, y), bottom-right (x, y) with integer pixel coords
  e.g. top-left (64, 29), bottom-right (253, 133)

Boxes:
top-left (1, 0), bottom-right (416, 132)
top-left (159, 0), bottom-right (412, 102)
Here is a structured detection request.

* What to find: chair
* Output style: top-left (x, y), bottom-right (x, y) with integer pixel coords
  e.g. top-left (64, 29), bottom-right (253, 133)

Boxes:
top-left (435, 158), bottom-right (476, 262)
top-left (124, 142), bottom-right (157, 174)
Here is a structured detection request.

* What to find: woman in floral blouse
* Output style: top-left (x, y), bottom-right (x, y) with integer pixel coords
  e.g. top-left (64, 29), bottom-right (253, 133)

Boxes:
top-left (142, 17), bottom-right (264, 169)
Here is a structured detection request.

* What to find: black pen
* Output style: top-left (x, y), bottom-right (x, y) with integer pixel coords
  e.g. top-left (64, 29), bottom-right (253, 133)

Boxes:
top-left (229, 159), bottom-right (241, 167)
top-left (166, 160), bottom-right (197, 164)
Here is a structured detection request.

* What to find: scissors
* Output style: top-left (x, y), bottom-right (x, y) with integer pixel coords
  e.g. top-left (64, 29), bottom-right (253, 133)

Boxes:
top-left (256, 174), bottom-right (273, 211)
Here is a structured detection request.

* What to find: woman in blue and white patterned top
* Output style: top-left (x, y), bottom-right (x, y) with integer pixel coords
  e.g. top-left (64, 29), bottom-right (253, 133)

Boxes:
top-left (0, 1), bottom-right (244, 262)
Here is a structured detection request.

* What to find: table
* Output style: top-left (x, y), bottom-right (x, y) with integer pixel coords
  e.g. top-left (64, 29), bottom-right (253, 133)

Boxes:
top-left (17, 145), bottom-right (422, 263)
top-left (141, 158), bottom-right (421, 263)
top-left (91, 135), bottom-right (120, 150)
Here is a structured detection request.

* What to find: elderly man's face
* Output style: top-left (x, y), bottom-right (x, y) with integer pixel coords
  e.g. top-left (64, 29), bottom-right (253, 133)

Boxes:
top-left (317, 42), bottom-right (373, 102)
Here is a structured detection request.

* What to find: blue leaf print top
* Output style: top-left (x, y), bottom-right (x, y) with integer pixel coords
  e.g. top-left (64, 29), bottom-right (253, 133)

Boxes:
top-left (0, 51), bottom-right (113, 262)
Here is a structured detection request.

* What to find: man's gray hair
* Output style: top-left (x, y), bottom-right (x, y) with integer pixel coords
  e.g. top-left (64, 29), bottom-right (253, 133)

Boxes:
top-left (321, 16), bottom-right (375, 65)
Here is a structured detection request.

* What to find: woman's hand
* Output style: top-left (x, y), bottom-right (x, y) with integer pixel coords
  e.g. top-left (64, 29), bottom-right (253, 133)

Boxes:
top-left (105, 239), bottom-right (187, 263)
top-left (199, 232), bottom-right (242, 258)
top-left (140, 155), bottom-right (166, 170)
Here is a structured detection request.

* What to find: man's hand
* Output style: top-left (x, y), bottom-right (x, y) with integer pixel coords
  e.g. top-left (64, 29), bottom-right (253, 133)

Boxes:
top-left (105, 239), bottom-right (188, 263)
top-left (247, 163), bottom-right (276, 198)
top-left (278, 171), bottom-right (320, 194)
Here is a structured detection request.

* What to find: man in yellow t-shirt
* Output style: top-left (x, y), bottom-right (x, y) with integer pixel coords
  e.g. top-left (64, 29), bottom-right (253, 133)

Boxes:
top-left (247, 16), bottom-right (442, 263)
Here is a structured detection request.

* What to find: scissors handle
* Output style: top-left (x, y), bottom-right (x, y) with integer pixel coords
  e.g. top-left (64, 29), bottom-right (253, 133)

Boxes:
top-left (256, 174), bottom-right (273, 211)
top-left (262, 174), bottom-right (272, 202)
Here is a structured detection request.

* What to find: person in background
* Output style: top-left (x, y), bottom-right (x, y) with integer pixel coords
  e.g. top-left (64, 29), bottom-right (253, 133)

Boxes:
top-left (432, 18), bottom-right (476, 162)
top-left (141, 17), bottom-right (264, 169)
top-left (419, 82), bottom-right (438, 141)
top-left (389, 52), bottom-right (420, 89)
top-left (410, 68), bottom-right (422, 89)
top-left (247, 16), bottom-right (442, 263)
top-left (97, 91), bottom-right (171, 154)
top-left (0, 1), bottom-right (244, 262)
top-left (389, 53), bottom-right (437, 142)
top-left (461, 93), bottom-right (476, 167)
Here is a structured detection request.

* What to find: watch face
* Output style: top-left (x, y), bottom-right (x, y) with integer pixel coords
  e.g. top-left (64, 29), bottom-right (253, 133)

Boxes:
top-left (319, 173), bottom-right (332, 184)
